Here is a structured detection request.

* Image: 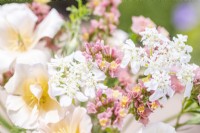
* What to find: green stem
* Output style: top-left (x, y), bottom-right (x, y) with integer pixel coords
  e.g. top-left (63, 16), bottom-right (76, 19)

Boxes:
top-left (163, 113), bottom-right (179, 123)
top-left (175, 122), bottom-right (187, 129)
top-left (174, 98), bottom-right (186, 130)
top-left (0, 114), bottom-right (12, 130)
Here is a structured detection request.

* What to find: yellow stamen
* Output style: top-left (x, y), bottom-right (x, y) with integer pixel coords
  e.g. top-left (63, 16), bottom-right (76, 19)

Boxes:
top-left (82, 32), bottom-right (89, 41)
top-left (132, 86), bottom-right (141, 93)
top-left (99, 118), bottom-right (108, 127)
top-left (110, 61), bottom-right (118, 70)
top-left (112, 90), bottom-right (120, 99)
top-left (121, 96), bottom-right (128, 107)
top-left (119, 109), bottom-right (126, 117)
top-left (151, 102), bottom-right (159, 110)
top-left (100, 61), bottom-right (106, 69)
top-left (138, 105), bottom-right (145, 113)
top-left (93, 0), bottom-right (100, 7)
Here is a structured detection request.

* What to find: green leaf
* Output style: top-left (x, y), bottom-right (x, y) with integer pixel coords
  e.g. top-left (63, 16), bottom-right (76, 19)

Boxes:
top-left (104, 77), bottom-right (119, 88)
top-left (185, 114), bottom-right (200, 125)
top-left (183, 99), bottom-right (199, 113)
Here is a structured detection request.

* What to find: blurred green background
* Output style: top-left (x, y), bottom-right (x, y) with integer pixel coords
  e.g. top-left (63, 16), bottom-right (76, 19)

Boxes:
top-left (0, 0), bottom-right (199, 64)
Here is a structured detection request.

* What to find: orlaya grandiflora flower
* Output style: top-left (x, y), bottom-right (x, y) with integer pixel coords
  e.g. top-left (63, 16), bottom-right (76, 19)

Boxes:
top-left (120, 39), bottom-right (148, 74)
top-left (5, 64), bottom-right (65, 129)
top-left (48, 51), bottom-right (107, 107)
top-left (138, 122), bottom-right (176, 133)
top-left (37, 106), bottom-right (92, 133)
top-left (0, 3), bottom-right (64, 74)
top-left (121, 28), bottom-right (196, 102)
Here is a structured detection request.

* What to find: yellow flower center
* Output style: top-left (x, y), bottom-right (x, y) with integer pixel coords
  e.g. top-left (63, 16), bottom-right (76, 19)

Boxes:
top-left (119, 108), bottom-right (126, 117)
top-left (151, 102), bottom-right (159, 110)
top-left (22, 75), bottom-right (54, 111)
top-left (82, 32), bottom-right (89, 41)
top-left (142, 76), bottom-right (150, 83)
top-left (99, 118), bottom-right (108, 127)
top-left (100, 61), bottom-right (106, 69)
top-left (47, 117), bottom-right (81, 133)
top-left (132, 86), bottom-right (141, 93)
top-left (110, 61), bottom-right (118, 70)
top-left (138, 105), bottom-right (145, 114)
top-left (121, 96), bottom-right (128, 107)
top-left (93, 0), bottom-right (100, 7)
top-left (7, 27), bottom-right (32, 52)
top-left (112, 90), bottom-right (120, 98)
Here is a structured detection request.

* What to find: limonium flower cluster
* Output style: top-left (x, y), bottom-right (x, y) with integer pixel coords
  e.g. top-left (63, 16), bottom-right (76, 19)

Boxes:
top-left (84, 40), bottom-right (122, 78)
top-left (1, 1), bottom-right (200, 133)
top-left (87, 89), bottom-right (129, 129)
top-left (83, 0), bottom-right (122, 42)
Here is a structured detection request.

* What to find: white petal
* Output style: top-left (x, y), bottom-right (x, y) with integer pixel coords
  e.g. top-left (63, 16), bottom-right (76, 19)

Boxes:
top-left (16, 49), bottom-right (49, 65)
top-left (120, 52), bottom-right (131, 68)
top-left (144, 68), bottom-right (151, 76)
top-left (131, 61), bottom-right (140, 74)
top-left (76, 92), bottom-right (88, 102)
top-left (125, 39), bottom-right (135, 48)
top-left (5, 64), bottom-right (28, 94)
top-left (33, 9), bottom-right (64, 46)
top-left (59, 95), bottom-right (72, 107)
top-left (149, 90), bottom-right (163, 102)
top-left (167, 88), bottom-right (175, 98)
top-left (4, 4), bottom-right (37, 37)
top-left (97, 83), bottom-right (108, 89)
top-left (144, 80), bottom-right (158, 91)
top-left (184, 81), bottom-right (193, 97)
top-left (84, 88), bottom-right (95, 98)
top-left (92, 66), bottom-right (106, 81)
top-left (5, 64), bottom-right (47, 95)
top-left (6, 95), bottom-right (39, 129)
top-left (0, 50), bottom-right (17, 73)
top-left (70, 107), bottom-right (92, 133)
top-left (42, 110), bottom-right (62, 124)
top-left (79, 113), bottom-right (92, 133)
top-left (0, 4), bottom-right (37, 47)
top-left (138, 122), bottom-right (176, 133)
top-left (30, 84), bottom-right (43, 100)
top-left (73, 51), bottom-right (86, 63)
top-left (49, 85), bottom-right (66, 97)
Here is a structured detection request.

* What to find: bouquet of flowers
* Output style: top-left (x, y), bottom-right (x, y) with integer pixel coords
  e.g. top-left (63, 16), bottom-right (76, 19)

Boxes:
top-left (0, 0), bottom-right (200, 133)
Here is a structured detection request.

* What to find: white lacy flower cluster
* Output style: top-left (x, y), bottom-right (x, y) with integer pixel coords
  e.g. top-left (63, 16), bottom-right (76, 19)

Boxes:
top-left (48, 51), bottom-right (106, 107)
top-left (121, 28), bottom-right (197, 102)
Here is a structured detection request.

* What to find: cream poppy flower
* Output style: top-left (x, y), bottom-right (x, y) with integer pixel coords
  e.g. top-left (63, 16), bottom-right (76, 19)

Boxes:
top-left (0, 3), bottom-right (64, 74)
top-left (38, 107), bottom-right (92, 133)
top-left (5, 64), bottom-right (64, 129)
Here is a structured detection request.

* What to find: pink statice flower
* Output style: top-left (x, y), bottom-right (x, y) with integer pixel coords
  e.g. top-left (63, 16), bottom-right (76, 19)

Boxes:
top-left (116, 68), bottom-right (133, 87)
top-left (84, 0), bottom-right (122, 42)
top-left (84, 41), bottom-right (122, 78)
top-left (126, 82), bottom-right (161, 125)
top-left (171, 75), bottom-right (184, 93)
top-left (194, 67), bottom-right (200, 84)
top-left (131, 16), bottom-right (156, 34)
top-left (131, 16), bottom-right (169, 37)
top-left (87, 89), bottom-right (129, 130)
top-left (87, 102), bottom-right (97, 114)
top-left (157, 26), bottom-right (169, 37)
top-left (28, 2), bottom-right (50, 25)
